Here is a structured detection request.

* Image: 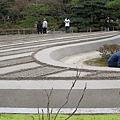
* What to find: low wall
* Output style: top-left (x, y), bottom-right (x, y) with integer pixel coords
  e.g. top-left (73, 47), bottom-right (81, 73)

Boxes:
top-left (50, 35), bottom-right (120, 61)
top-left (34, 34), bottom-right (120, 71)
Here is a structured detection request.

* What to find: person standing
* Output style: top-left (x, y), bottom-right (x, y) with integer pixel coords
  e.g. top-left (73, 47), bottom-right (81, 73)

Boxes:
top-left (64, 18), bottom-right (70, 33)
top-left (105, 17), bottom-right (110, 31)
top-left (42, 18), bottom-right (48, 34)
top-left (37, 20), bottom-right (42, 34)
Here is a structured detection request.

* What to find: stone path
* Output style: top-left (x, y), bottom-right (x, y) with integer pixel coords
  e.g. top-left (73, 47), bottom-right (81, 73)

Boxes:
top-left (0, 31), bottom-right (120, 114)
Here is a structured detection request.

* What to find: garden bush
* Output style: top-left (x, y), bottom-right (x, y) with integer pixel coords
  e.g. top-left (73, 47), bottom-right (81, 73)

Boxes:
top-left (98, 44), bottom-right (120, 61)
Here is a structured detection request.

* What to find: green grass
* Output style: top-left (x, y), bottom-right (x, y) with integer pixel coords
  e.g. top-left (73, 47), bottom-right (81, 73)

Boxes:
top-left (0, 114), bottom-right (120, 120)
top-left (84, 57), bottom-right (108, 67)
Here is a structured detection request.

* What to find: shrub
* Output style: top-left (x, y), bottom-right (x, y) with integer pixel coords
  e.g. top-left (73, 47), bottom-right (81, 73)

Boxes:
top-left (98, 44), bottom-right (120, 61)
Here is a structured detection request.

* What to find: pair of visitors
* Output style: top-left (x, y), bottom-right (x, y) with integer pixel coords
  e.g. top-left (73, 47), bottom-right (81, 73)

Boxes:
top-left (37, 18), bottom-right (48, 34)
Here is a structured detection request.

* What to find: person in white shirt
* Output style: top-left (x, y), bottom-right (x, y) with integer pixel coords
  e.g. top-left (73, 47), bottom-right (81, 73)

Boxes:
top-left (42, 18), bottom-right (48, 34)
top-left (64, 18), bottom-right (70, 33)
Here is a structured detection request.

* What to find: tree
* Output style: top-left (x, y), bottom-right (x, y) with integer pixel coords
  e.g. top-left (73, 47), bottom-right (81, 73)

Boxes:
top-left (106, 0), bottom-right (120, 29)
top-left (0, 0), bottom-right (15, 22)
top-left (21, 3), bottom-right (49, 27)
top-left (0, 0), bottom-right (119, 30)
top-left (59, 1), bottom-right (116, 31)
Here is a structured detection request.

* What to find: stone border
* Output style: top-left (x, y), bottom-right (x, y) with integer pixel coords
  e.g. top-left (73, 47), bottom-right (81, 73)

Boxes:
top-left (1, 108), bottom-right (120, 114)
top-left (34, 35), bottom-right (120, 71)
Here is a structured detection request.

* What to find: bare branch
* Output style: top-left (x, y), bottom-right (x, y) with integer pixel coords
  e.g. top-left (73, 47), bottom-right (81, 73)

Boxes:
top-left (51, 108), bottom-right (53, 114)
top-left (65, 83), bottom-right (87, 120)
top-left (54, 70), bottom-right (81, 120)
top-left (45, 88), bottom-right (53, 120)
top-left (38, 105), bottom-right (40, 120)
top-left (42, 109), bottom-right (44, 120)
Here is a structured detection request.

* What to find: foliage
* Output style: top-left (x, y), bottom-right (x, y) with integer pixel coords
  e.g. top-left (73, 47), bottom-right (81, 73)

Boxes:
top-left (21, 3), bottom-right (49, 27)
top-left (60, 1), bottom-right (116, 31)
top-left (0, 0), bottom-right (120, 30)
top-left (106, 0), bottom-right (120, 9)
top-left (0, 0), bottom-right (15, 19)
top-left (106, 0), bottom-right (120, 26)
top-left (98, 44), bottom-right (120, 61)
top-left (70, 0), bottom-right (79, 4)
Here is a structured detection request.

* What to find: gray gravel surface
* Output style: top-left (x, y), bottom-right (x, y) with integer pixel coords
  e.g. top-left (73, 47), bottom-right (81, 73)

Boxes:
top-left (0, 31), bottom-right (120, 80)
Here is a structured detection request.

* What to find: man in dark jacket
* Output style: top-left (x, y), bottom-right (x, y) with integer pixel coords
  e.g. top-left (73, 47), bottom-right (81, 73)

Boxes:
top-left (105, 17), bottom-right (110, 31)
top-left (37, 20), bottom-right (42, 34)
top-left (108, 50), bottom-right (120, 68)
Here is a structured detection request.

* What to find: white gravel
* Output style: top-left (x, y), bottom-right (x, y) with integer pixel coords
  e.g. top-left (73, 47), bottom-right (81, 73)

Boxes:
top-left (60, 51), bottom-right (101, 65)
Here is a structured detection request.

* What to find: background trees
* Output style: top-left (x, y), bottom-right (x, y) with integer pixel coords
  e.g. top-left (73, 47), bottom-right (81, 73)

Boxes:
top-left (21, 3), bottom-right (49, 27)
top-left (60, 0), bottom-right (119, 31)
top-left (106, 0), bottom-right (120, 29)
top-left (70, 1), bottom-right (107, 31)
top-left (0, 0), bottom-right (15, 22)
top-left (0, 0), bottom-right (119, 31)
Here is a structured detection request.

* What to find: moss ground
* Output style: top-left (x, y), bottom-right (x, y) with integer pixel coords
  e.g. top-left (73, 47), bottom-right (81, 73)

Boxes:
top-left (84, 57), bottom-right (108, 67)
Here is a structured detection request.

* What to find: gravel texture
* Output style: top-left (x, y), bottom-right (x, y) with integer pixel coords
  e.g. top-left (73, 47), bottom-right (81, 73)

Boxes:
top-left (0, 31), bottom-right (120, 80)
